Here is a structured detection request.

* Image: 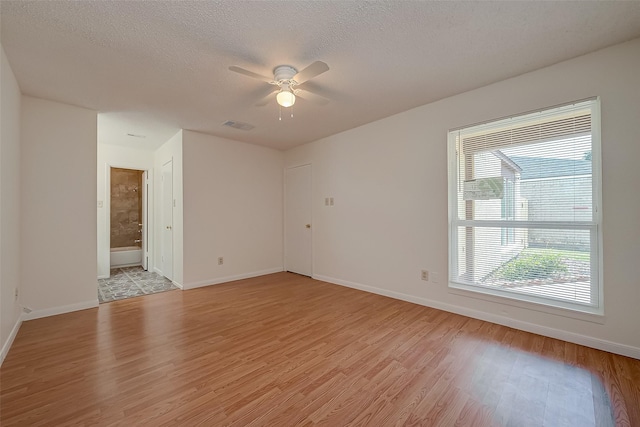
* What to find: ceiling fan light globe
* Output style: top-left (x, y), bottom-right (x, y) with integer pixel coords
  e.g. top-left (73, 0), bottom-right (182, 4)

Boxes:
top-left (276, 90), bottom-right (296, 108)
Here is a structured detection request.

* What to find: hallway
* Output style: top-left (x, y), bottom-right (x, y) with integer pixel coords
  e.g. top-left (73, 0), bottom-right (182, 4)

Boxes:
top-left (98, 266), bottom-right (177, 303)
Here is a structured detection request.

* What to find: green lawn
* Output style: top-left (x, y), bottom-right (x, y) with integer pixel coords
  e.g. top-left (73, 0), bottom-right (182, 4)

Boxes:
top-left (490, 247), bottom-right (589, 281)
top-left (523, 247), bottom-right (590, 261)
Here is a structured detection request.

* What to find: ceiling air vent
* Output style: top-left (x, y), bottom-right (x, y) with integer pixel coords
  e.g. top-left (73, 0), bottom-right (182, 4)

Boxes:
top-left (222, 120), bottom-right (254, 131)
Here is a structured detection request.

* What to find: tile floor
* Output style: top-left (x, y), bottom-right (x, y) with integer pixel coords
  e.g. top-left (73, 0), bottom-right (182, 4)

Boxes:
top-left (98, 266), bottom-right (178, 303)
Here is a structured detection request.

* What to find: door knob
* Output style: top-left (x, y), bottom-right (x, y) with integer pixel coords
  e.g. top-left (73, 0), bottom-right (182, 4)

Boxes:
top-left (305, 224), bottom-right (311, 228)
top-left (166, 225), bottom-right (172, 230)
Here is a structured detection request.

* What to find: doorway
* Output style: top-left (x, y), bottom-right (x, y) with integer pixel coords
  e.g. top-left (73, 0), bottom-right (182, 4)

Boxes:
top-left (98, 166), bottom-right (177, 303)
top-left (109, 167), bottom-right (145, 268)
top-left (284, 164), bottom-right (312, 276)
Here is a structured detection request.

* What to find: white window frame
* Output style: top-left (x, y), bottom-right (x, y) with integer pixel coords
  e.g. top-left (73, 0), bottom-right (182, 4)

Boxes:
top-left (447, 98), bottom-right (603, 317)
top-left (501, 177), bottom-right (515, 246)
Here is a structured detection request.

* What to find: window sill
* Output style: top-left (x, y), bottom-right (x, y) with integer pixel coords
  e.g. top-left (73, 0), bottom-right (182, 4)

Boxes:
top-left (448, 281), bottom-right (605, 324)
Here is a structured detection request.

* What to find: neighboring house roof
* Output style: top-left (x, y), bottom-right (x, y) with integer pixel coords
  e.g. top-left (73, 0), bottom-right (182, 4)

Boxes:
top-left (493, 150), bottom-right (523, 173)
top-left (510, 156), bottom-right (592, 180)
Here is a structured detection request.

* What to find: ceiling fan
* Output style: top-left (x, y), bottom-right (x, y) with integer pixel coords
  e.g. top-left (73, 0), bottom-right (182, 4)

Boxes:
top-left (229, 61), bottom-right (330, 109)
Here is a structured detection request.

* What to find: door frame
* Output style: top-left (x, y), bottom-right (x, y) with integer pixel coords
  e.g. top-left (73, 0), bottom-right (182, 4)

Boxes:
top-left (284, 163), bottom-right (313, 276)
top-left (104, 164), bottom-right (153, 277)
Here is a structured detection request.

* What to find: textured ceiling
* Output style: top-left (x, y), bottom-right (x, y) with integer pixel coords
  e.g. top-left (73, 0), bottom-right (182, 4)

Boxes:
top-left (2, 1), bottom-right (640, 151)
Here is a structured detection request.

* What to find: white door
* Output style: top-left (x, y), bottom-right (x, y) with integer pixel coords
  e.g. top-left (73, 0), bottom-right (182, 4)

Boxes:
top-left (141, 171), bottom-right (149, 271)
top-left (285, 164), bottom-right (312, 276)
top-left (162, 160), bottom-right (173, 280)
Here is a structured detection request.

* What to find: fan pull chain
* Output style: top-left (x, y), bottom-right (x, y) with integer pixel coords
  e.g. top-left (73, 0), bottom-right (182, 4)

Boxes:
top-left (278, 105), bottom-right (295, 121)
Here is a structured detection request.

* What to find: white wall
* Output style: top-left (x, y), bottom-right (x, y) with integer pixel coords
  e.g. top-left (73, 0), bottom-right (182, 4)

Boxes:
top-left (154, 130), bottom-right (183, 286)
top-left (97, 144), bottom-right (155, 278)
top-left (20, 96), bottom-right (98, 317)
top-left (182, 130), bottom-right (283, 288)
top-left (285, 38), bottom-right (640, 357)
top-left (0, 46), bottom-right (23, 362)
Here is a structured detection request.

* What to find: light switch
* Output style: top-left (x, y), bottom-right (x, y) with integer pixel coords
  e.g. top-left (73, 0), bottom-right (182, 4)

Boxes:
top-left (329, 197), bottom-right (334, 206)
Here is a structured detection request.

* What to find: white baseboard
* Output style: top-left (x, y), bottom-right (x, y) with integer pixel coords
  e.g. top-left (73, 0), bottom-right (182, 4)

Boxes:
top-left (97, 274), bottom-right (109, 279)
top-left (1, 316), bottom-right (23, 366)
top-left (314, 274), bottom-right (640, 360)
top-left (183, 267), bottom-right (284, 290)
top-left (153, 267), bottom-right (163, 276)
top-left (21, 299), bottom-right (99, 321)
top-left (172, 280), bottom-right (183, 290)
top-left (110, 262), bottom-right (143, 269)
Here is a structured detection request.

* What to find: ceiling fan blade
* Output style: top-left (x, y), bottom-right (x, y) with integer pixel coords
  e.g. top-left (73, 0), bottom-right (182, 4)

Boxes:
top-left (293, 61), bottom-right (329, 84)
top-left (255, 90), bottom-right (278, 107)
top-left (296, 89), bottom-right (330, 105)
top-left (229, 66), bottom-right (273, 83)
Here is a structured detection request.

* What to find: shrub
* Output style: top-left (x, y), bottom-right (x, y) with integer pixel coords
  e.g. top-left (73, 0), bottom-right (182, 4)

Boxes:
top-left (495, 252), bottom-right (567, 281)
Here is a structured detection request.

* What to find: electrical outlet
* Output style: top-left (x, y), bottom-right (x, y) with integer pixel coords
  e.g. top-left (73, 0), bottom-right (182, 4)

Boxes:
top-left (14, 288), bottom-right (19, 300)
top-left (421, 270), bottom-right (429, 281)
top-left (218, 257), bottom-right (224, 265)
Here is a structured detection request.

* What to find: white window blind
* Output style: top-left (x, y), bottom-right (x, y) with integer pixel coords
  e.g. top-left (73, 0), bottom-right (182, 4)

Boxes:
top-left (448, 99), bottom-right (601, 313)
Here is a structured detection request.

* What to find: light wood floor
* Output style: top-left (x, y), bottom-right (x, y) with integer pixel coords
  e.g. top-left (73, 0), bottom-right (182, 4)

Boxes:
top-left (2, 273), bottom-right (639, 426)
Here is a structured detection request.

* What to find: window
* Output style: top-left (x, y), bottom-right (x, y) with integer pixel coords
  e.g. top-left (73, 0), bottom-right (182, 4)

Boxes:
top-left (447, 99), bottom-right (601, 313)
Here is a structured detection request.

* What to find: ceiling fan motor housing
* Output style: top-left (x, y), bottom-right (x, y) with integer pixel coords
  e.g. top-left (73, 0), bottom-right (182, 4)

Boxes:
top-left (273, 65), bottom-right (298, 85)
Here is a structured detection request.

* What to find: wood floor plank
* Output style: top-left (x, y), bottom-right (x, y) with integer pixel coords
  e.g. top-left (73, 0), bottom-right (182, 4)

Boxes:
top-left (2, 272), bottom-right (639, 426)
